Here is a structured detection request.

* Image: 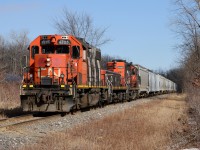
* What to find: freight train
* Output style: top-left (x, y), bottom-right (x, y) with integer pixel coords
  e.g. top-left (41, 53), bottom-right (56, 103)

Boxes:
top-left (20, 35), bottom-right (176, 112)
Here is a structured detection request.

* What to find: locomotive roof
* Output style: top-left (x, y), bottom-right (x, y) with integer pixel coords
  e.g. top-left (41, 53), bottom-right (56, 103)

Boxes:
top-left (76, 37), bottom-right (101, 52)
top-left (134, 64), bottom-right (156, 73)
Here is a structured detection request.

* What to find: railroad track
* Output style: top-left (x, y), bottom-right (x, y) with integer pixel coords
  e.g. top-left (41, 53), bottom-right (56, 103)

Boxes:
top-left (0, 114), bottom-right (60, 130)
top-left (0, 95), bottom-right (167, 131)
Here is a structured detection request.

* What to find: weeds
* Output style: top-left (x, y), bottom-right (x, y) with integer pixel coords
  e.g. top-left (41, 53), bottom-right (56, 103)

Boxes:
top-left (22, 94), bottom-right (187, 150)
top-left (0, 82), bottom-right (21, 118)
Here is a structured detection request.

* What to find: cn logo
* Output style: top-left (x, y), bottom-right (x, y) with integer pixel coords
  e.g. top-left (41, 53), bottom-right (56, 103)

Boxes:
top-left (37, 68), bottom-right (61, 77)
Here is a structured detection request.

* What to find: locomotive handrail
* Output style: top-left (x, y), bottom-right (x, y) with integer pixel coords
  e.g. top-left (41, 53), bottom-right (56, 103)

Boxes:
top-left (105, 74), bottom-right (113, 95)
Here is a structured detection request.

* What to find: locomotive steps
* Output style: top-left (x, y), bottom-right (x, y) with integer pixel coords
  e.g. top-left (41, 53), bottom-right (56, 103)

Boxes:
top-left (0, 94), bottom-right (192, 150)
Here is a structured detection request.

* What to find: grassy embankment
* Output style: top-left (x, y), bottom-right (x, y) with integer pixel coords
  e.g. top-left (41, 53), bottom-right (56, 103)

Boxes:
top-left (0, 83), bottom-right (21, 118)
top-left (22, 94), bottom-right (188, 150)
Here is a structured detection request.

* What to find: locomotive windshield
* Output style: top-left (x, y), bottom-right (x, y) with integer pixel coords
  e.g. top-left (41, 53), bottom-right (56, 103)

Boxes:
top-left (42, 45), bottom-right (54, 54)
top-left (56, 45), bottom-right (69, 54)
top-left (42, 45), bottom-right (69, 54)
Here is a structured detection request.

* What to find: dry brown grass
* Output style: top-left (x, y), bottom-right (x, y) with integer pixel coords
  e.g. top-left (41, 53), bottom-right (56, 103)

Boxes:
top-left (0, 82), bottom-right (21, 119)
top-left (22, 94), bottom-right (187, 150)
top-left (187, 88), bottom-right (200, 125)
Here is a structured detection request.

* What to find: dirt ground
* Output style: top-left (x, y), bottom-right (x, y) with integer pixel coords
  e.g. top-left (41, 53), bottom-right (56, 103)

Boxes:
top-left (19, 94), bottom-right (196, 150)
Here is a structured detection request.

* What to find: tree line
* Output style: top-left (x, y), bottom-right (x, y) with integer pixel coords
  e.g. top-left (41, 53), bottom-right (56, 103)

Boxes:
top-left (0, 31), bottom-right (29, 83)
top-left (172, 0), bottom-right (200, 133)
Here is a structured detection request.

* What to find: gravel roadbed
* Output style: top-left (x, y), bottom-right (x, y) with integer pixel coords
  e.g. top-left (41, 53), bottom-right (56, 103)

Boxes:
top-left (0, 95), bottom-right (167, 150)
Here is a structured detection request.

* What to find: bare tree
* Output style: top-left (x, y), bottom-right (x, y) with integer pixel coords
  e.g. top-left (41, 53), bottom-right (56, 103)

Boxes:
top-left (173, 0), bottom-right (200, 87)
top-left (0, 35), bottom-right (7, 83)
top-left (101, 54), bottom-right (125, 69)
top-left (9, 30), bottom-right (29, 75)
top-left (54, 9), bottom-right (110, 47)
top-left (173, 0), bottom-right (200, 133)
top-left (166, 67), bottom-right (184, 92)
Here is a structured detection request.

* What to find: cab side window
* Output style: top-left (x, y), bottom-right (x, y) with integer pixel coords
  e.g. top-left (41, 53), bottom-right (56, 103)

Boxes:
top-left (31, 46), bottom-right (39, 59)
top-left (72, 46), bottom-right (80, 59)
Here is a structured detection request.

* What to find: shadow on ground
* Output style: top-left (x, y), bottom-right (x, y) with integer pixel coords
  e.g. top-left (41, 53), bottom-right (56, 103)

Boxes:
top-left (0, 107), bottom-right (30, 118)
top-left (0, 107), bottom-right (66, 118)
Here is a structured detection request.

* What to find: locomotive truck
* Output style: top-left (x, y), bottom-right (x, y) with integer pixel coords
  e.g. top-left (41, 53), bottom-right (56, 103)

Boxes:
top-left (20, 34), bottom-right (176, 113)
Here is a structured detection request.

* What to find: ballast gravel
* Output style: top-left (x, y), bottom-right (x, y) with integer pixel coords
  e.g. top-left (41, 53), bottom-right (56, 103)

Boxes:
top-left (0, 95), bottom-right (167, 150)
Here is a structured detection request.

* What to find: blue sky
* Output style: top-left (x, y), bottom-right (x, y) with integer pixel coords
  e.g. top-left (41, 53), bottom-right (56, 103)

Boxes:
top-left (0, 0), bottom-right (179, 71)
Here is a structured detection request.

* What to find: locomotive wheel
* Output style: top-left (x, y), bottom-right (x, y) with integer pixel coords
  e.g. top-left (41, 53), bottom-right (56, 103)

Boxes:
top-left (97, 99), bottom-right (104, 108)
top-left (130, 92), bottom-right (137, 100)
top-left (88, 92), bottom-right (100, 107)
top-left (118, 92), bottom-right (123, 102)
top-left (122, 92), bottom-right (126, 102)
top-left (103, 92), bottom-right (109, 105)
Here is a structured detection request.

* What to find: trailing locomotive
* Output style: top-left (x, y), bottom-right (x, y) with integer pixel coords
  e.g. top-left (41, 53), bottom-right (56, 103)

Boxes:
top-left (20, 34), bottom-right (176, 113)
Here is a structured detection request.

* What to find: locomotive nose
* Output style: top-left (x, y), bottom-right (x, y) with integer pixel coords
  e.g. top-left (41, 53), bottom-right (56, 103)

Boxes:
top-left (34, 54), bottom-right (68, 86)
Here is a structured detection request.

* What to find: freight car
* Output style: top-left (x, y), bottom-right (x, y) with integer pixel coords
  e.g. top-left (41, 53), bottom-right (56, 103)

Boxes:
top-left (20, 34), bottom-right (176, 113)
top-left (135, 65), bottom-right (176, 96)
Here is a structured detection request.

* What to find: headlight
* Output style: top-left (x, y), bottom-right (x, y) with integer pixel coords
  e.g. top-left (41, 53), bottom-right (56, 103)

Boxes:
top-left (60, 73), bottom-right (65, 78)
top-left (60, 85), bottom-right (65, 88)
top-left (29, 85), bottom-right (34, 88)
top-left (46, 62), bottom-right (51, 66)
top-left (46, 57), bottom-right (51, 66)
top-left (47, 58), bottom-right (51, 62)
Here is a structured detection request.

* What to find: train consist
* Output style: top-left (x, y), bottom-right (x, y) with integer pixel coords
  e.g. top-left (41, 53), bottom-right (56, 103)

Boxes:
top-left (20, 35), bottom-right (176, 112)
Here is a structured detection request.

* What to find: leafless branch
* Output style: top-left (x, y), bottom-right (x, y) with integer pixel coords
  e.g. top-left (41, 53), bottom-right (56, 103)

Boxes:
top-left (54, 8), bottom-right (111, 47)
